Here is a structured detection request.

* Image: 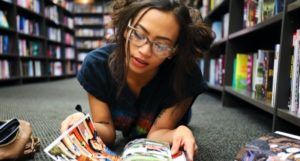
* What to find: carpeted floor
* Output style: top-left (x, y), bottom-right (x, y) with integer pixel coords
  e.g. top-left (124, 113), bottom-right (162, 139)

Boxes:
top-left (0, 78), bottom-right (277, 161)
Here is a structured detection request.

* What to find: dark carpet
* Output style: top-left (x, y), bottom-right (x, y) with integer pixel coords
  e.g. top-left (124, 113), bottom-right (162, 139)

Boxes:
top-left (0, 79), bottom-right (276, 161)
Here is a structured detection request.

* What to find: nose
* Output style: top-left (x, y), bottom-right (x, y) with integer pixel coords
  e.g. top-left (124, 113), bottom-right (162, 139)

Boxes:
top-left (138, 42), bottom-right (152, 57)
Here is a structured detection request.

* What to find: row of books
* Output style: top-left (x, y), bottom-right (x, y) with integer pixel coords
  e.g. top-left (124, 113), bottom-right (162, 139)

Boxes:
top-left (18, 39), bottom-right (42, 57)
top-left (74, 17), bottom-right (103, 25)
top-left (0, 60), bottom-right (10, 79)
top-left (0, 35), bottom-right (9, 54)
top-left (77, 52), bottom-right (88, 62)
top-left (17, 15), bottom-right (40, 36)
top-left (75, 29), bottom-right (104, 37)
top-left (73, 4), bottom-right (103, 14)
top-left (0, 10), bottom-right (9, 29)
top-left (65, 61), bottom-right (76, 75)
top-left (65, 47), bottom-right (75, 60)
top-left (64, 33), bottom-right (74, 46)
top-left (243, 0), bottom-right (284, 28)
top-left (51, 0), bottom-right (73, 13)
top-left (45, 6), bottom-right (59, 24)
top-left (232, 45), bottom-right (280, 106)
top-left (21, 60), bottom-right (42, 77)
top-left (63, 16), bottom-right (74, 29)
top-left (76, 40), bottom-right (103, 49)
top-left (47, 45), bottom-right (61, 59)
top-left (209, 55), bottom-right (225, 86)
top-left (48, 27), bottom-right (61, 42)
top-left (211, 13), bottom-right (229, 42)
top-left (290, 29), bottom-right (300, 115)
top-left (49, 61), bottom-right (62, 76)
top-left (200, 0), bottom-right (224, 18)
top-left (17, 0), bottom-right (40, 14)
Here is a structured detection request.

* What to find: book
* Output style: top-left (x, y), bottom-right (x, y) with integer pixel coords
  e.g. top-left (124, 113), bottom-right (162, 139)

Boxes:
top-left (44, 114), bottom-right (187, 161)
top-left (235, 131), bottom-right (300, 161)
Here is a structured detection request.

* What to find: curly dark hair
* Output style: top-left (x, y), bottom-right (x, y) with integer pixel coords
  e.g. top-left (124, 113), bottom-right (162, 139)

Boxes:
top-left (109, 0), bottom-right (213, 99)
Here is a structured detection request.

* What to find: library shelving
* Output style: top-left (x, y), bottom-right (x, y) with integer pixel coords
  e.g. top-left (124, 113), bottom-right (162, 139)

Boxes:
top-left (202, 0), bottom-right (300, 131)
top-left (74, 0), bottom-right (109, 70)
top-left (0, 0), bottom-right (76, 86)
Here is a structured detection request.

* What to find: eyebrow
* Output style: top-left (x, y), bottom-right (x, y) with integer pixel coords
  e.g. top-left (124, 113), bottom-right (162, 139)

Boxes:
top-left (137, 24), bottom-right (173, 43)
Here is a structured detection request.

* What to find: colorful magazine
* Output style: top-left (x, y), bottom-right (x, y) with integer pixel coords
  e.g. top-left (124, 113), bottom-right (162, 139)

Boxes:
top-left (235, 131), bottom-right (300, 161)
top-left (44, 114), bottom-right (186, 161)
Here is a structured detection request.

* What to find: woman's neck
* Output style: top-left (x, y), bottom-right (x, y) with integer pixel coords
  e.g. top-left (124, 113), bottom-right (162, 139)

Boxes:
top-left (126, 69), bottom-right (158, 96)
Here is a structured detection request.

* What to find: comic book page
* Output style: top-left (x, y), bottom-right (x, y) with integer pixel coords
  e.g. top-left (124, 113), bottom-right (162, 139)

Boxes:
top-left (44, 114), bottom-right (120, 161)
top-left (44, 114), bottom-right (187, 161)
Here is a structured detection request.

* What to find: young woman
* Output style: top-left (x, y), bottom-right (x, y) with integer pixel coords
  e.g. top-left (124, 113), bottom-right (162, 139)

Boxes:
top-left (61, 1), bottom-right (213, 160)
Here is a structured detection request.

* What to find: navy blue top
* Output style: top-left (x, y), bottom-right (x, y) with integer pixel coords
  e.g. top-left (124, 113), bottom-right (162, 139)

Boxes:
top-left (77, 43), bottom-right (207, 139)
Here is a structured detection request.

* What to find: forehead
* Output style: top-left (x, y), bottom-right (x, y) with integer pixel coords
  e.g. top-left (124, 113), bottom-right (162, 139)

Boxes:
top-left (133, 9), bottom-right (180, 41)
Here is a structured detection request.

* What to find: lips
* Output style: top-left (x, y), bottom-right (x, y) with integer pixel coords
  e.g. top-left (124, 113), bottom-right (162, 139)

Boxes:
top-left (131, 56), bottom-right (149, 68)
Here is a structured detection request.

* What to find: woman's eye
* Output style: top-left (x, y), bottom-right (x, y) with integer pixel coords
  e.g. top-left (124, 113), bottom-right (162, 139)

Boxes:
top-left (133, 30), bottom-right (145, 40)
top-left (154, 43), bottom-right (168, 52)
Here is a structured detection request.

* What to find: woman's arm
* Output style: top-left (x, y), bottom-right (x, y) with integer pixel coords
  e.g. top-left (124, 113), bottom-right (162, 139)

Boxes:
top-left (147, 97), bottom-right (197, 161)
top-left (88, 93), bottom-right (116, 146)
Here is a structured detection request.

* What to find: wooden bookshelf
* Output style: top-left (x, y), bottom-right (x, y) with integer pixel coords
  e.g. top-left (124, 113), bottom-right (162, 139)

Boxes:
top-left (0, 0), bottom-right (76, 85)
top-left (203, 0), bottom-right (300, 131)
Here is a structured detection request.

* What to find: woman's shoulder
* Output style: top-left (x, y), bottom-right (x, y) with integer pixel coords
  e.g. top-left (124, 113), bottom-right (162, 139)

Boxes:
top-left (84, 43), bottom-right (117, 64)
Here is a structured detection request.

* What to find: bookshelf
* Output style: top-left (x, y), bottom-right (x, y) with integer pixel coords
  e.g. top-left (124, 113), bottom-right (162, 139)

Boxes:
top-left (0, 0), bottom-right (76, 85)
top-left (74, 0), bottom-right (109, 70)
top-left (203, 0), bottom-right (300, 131)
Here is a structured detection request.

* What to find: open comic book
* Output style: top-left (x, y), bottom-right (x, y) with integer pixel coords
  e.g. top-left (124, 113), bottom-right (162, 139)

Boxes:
top-left (44, 114), bottom-right (187, 161)
top-left (235, 131), bottom-right (300, 161)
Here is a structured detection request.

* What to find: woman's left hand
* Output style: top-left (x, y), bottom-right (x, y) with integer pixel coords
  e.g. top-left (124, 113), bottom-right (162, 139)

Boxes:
top-left (171, 125), bottom-right (198, 161)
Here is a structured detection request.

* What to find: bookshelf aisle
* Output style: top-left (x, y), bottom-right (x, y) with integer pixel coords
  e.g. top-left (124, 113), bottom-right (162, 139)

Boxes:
top-left (0, 0), bottom-right (76, 86)
top-left (203, 0), bottom-right (300, 131)
top-left (74, 0), bottom-right (109, 70)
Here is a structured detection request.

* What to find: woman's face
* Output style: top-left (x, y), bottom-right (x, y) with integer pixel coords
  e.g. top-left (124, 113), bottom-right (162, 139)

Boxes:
top-left (126, 9), bottom-right (180, 75)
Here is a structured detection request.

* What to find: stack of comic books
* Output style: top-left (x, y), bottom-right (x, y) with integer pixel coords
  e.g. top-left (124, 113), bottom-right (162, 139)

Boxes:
top-left (44, 114), bottom-right (187, 161)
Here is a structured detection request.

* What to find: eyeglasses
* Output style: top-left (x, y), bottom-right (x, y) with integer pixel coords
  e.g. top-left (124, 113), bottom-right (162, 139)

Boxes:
top-left (127, 25), bottom-right (176, 58)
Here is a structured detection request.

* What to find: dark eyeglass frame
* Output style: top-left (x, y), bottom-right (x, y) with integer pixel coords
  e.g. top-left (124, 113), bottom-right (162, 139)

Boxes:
top-left (127, 25), bottom-right (177, 57)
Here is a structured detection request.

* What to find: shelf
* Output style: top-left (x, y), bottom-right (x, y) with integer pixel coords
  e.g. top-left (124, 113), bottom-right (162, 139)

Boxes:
top-left (207, 83), bottom-right (223, 92)
top-left (211, 37), bottom-right (228, 47)
top-left (74, 24), bottom-right (104, 28)
top-left (229, 13), bottom-right (283, 40)
top-left (74, 13), bottom-right (104, 17)
top-left (205, 0), bottom-right (229, 21)
top-left (45, 17), bottom-right (61, 27)
top-left (18, 32), bottom-right (45, 41)
top-left (22, 76), bottom-right (48, 81)
top-left (48, 58), bottom-right (64, 61)
top-left (224, 86), bottom-right (274, 114)
top-left (288, 0), bottom-right (300, 12)
top-left (0, 77), bottom-right (21, 82)
top-left (0, 0), bottom-right (13, 6)
top-left (76, 36), bottom-right (103, 40)
top-left (65, 44), bottom-right (75, 48)
top-left (0, 27), bottom-right (15, 34)
top-left (62, 25), bottom-right (75, 33)
top-left (20, 56), bottom-right (47, 60)
top-left (65, 74), bottom-right (76, 77)
top-left (0, 54), bottom-right (18, 59)
top-left (277, 109), bottom-right (300, 127)
top-left (47, 39), bottom-right (62, 45)
top-left (16, 5), bottom-right (43, 19)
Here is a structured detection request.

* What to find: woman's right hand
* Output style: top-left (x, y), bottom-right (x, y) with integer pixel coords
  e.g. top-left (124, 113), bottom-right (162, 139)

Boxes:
top-left (60, 112), bottom-right (85, 133)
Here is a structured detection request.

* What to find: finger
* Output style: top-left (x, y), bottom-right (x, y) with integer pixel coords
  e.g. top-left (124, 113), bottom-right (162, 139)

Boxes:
top-left (184, 142), bottom-right (195, 161)
top-left (171, 137), bottom-right (182, 155)
top-left (60, 112), bottom-right (84, 133)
